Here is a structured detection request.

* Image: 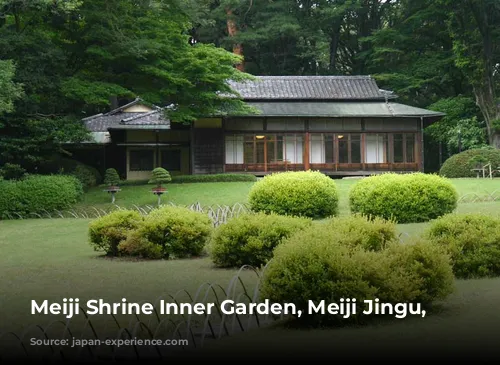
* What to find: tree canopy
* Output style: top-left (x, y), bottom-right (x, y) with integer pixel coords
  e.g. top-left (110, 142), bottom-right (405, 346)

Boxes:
top-left (1, 0), bottom-right (499, 171)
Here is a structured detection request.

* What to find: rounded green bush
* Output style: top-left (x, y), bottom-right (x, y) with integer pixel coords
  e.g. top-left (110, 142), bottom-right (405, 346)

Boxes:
top-left (248, 171), bottom-right (339, 218)
top-left (208, 212), bottom-right (312, 268)
top-left (439, 147), bottom-right (500, 178)
top-left (322, 215), bottom-right (397, 251)
top-left (88, 210), bottom-right (144, 256)
top-left (132, 205), bottom-right (213, 259)
top-left (382, 239), bottom-right (455, 304)
top-left (260, 220), bottom-right (454, 324)
top-left (425, 213), bottom-right (500, 278)
top-left (0, 175), bottom-right (83, 219)
top-left (349, 173), bottom-right (458, 223)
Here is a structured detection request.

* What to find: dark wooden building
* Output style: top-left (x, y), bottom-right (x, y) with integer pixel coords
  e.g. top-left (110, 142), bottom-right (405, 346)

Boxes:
top-left (69, 76), bottom-right (444, 179)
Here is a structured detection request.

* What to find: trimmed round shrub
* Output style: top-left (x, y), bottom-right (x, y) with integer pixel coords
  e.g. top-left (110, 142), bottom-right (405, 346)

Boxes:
top-left (88, 210), bottom-right (143, 256)
top-left (129, 205), bottom-right (213, 259)
top-left (118, 231), bottom-right (163, 260)
top-left (349, 173), bottom-right (458, 223)
top-left (439, 147), bottom-right (500, 178)
top-left (248, 171), bottom-right (339, 218)
top-left (425, 213), bottom-right (500, 278)
top-left (0, 175), bottom-right (83, 219)
top-left (260, 228), bottom-right (455, 324)
top-left (322, 215), bottom-right (397, 251)
top-left (382, 239), bottom-right (455, 304)
top-left (38, 156), bottom-right (102, 188)
top-left (208, 212), bottom-right (312, 268)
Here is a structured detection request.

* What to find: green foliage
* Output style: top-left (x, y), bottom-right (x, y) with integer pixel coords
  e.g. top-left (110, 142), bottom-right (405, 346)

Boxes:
top-left (148, 167), bottom-right (172, 187)
top-left (104, 168), bottom-right (121, 187)
top-left (0, 175), bottom-right (83, 219)
top-left (72, 164), bottom-right (97, 190)
top-left (426, 96), bottom-right (486, 153)
top-left (0, 163), bottom-right (26, 180)
top-left (322, 215), bottom-right (398, 252)
top-left (171, 174), bottom-right (257, 183)
top-left (260, 221), bottom-right (454, 324)
top-left (131, 205), bottom-right (213, 259)
top-left (88, 210), bottom-right (144, 256)
top-left (208, 212), bottom-right (312, 268)
top-left (425, 214), bottom-right (500, 279)
top-left (248, 171), bottom-right (339, 219)
top-left (439, 148), bottom-right (500, 178)
top-left (383, 240), bottom-right (455, 304)
top-left (0, 59), bottom-right (23, 115)
top-left (118, 231), bottom-right (163, 260)
top-left (349, 173), bottom-right (458, 223)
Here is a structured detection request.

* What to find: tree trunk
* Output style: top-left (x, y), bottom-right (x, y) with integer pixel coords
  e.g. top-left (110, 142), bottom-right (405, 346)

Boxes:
top-left (226, 9), bottom-right (244, 71)
top-left (328, 25), bottom-right (341, 73)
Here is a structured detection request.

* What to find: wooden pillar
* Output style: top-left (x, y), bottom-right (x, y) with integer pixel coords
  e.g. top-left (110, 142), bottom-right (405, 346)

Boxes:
top-left (304, 132), bottom-right (310, 170)
top-left (361, 133), bottom-right (366, 170)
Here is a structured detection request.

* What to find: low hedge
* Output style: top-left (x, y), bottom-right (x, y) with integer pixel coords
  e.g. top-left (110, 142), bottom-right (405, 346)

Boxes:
top-left (208, 212), bottom-right (312, 268)
top-left (439, 147), bottom-right (500, 178)
top-left (0, 175), bottom-right (83, 219)
top-left (260, 228), bottom-right (454, 324)
top-left (248, 171), bottom-right (339, 219)
top-left (425, 213), bottom-right (500, 278)
top-left (349, 173), bottom-right (458, 223)
top-left (172, 174), bottom-right (257, 183)
top-left (119, 205), bottom-right (213, 259)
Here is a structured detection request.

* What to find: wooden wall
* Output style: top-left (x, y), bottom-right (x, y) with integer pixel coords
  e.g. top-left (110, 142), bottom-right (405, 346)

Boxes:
top-left (191, 128), bottom-right (224, 174)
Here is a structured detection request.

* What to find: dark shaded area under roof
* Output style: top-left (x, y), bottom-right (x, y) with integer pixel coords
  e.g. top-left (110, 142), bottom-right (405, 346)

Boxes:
top-left (227, 76), bottom-right (396, 101)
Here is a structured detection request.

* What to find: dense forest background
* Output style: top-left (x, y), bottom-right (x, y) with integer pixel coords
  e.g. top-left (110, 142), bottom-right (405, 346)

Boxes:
top-left (0, 0), bottom-right (499, 172)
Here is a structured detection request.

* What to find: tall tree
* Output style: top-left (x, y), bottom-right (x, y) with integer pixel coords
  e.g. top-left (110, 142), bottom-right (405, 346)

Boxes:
top-left (441, 0), bottom-right (500, 147)
top-left (0, 0), bottom-right (252, 168)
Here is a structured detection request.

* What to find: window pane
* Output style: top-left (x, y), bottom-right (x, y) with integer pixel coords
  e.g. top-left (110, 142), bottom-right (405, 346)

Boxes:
top-left (255, 139), bottom-right (265, 163)
top-left (161, 150), bottom-right (181, 171)
top-left (351, 134), bottom-right (361, 163)
top-left (225, 135), bottom-right (244, 164)
top-left (325, 134), bottom-right (334, 163)
top-left (276, 135), bottom-right (284, 161)
top-left (393, 134), bottom-right (404, 163)
top-left (310, 134), bottom-right (324, 163)
top-left (129, 150), bottom-right (154, 171)
top-left (365, 134), bottom-right (387, 163)
top-left (267, 137), bottom-right (276, 163)
top-left (406, 134), bottom-right (415, 163)
top-left (244, 141), bottom-right (254, 163)
top-left (338, 134), bottom-right (348, 163)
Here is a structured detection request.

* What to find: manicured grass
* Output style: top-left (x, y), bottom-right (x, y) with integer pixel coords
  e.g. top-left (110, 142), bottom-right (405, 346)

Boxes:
top-left (77, 181), bottom-right (256, 210)
top-left (76, 178), bottom-right (500, 215)
top-left (0, 219), bottom-right (258, 334)
top-left (2, 177), bottom-right (500, 357)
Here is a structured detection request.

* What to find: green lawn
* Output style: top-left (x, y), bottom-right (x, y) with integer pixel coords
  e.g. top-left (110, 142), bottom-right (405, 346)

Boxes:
top-left (2, 178), bottom-right (500, 357)
top-left (76, 177), bottom-right (500, 216)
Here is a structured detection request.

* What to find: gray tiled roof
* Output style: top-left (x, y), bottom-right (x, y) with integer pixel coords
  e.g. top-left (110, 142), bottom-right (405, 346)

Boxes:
top-left (227, 76), bottom-right (394, 101)
top-left (82, 105), bottom-right (170, 132)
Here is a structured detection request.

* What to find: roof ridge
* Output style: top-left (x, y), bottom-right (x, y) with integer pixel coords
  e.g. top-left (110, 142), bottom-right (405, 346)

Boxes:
top-left (121, 109), bottom-right (161, 123)
top-left (106, 97), bottom-right (143, 115)
top-left (251, 75), bottom-right (372, 80)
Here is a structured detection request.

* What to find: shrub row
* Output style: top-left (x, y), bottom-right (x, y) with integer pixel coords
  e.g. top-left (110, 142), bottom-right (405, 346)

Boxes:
top-left (116, 174), bottom-right (258, 186)
top-left (0, 175), bottom-right (83, 219)
top-left (38, 156), bottom-right (102, 189)
top-left (88, 206), bottom-right (213, 259)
